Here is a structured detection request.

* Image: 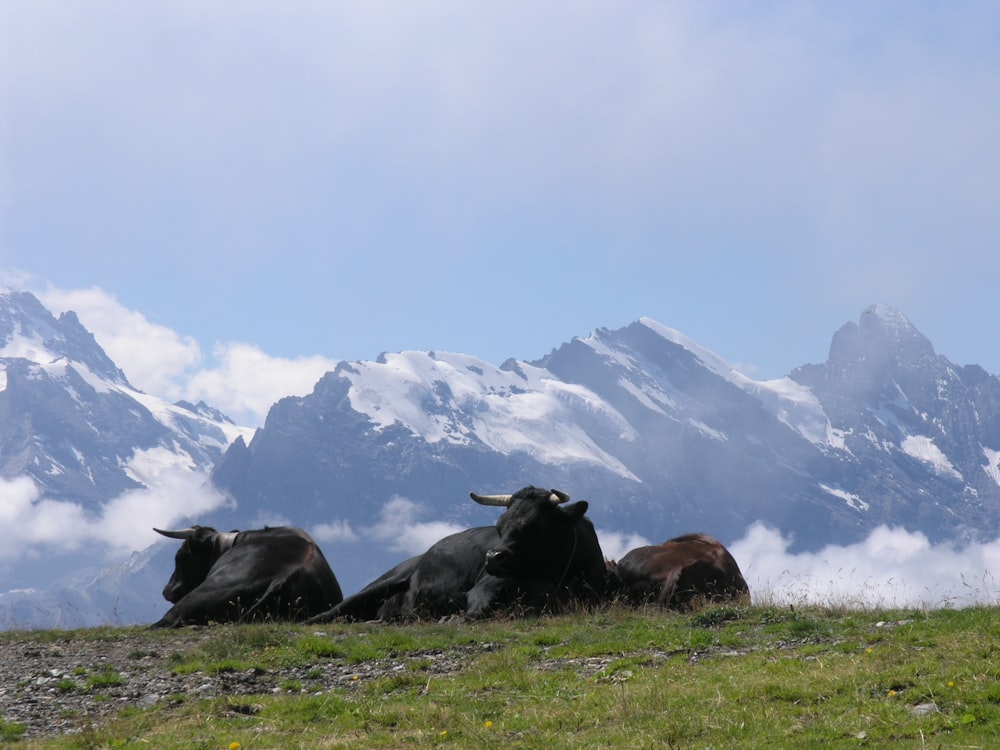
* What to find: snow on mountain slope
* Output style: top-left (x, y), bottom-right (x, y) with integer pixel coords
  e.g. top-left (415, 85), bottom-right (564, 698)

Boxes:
top-left (342, 350), bottom-right (640, 479)
top-left (0, 291), bottom-right (252, 504)
top-left (983, 448), bottom-right (1000, 486)
top-left (581, 318), bottom-right (843, 451)
top-left (0, 328), bottom-right (59, 364)
top-left (127, 386), bottom-right (253, 456)
top-left (743, 376), bottom-right (846, 450)
top-left (308, 316), bottom-right (855, 505)
top-left (900, 435), bottom-right (963, 480)
top-left (335, 317), bottom-right (841, 485)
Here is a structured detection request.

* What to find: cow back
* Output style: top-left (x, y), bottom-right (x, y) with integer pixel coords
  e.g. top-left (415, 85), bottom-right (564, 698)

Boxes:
top-left (610, 534), bottom-right (749, 609)
top-left (407, 526), bottom-right (504, 618)
top-left (154, 527), bottom-right (343, 627)
top-left (307, 527), bottom-right (502, 623)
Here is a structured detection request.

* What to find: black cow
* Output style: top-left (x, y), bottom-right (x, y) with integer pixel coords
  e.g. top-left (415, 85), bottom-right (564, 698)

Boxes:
top-left (152, 525), bottom-right (343, 627)
top-left (307, 486), bottom-right (607, 623)
top-left (607, 533), bottom-right (750, 610)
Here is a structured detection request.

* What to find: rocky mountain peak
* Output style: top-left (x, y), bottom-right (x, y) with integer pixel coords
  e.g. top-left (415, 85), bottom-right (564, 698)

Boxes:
top-left (1, 291), bottom-right (60, 356)
top-left (0, 290), bottom-right (127, 385)
top-left (0, 290), bottom-right (248, 513)
top-left (828, 304), bottom-right (937, 371)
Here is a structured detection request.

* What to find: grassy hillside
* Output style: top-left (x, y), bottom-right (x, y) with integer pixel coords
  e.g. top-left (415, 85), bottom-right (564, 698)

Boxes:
top-left (3, 604), bottom-right (999, 748)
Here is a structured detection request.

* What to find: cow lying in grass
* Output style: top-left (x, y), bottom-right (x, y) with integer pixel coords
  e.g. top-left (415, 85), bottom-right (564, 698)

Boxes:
top-left (152, 526), bottom-right (343, 627)
top-left (307, 486), bottom-right (607, 622)
top-left (607, 533), bottom-right (750, 609)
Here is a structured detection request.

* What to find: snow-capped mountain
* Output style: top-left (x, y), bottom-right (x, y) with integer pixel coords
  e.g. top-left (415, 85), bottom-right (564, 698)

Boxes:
top-left (791, 304), bottom-right (1000, 536)
top-left (211, 306), bottom-right (1000, 597)
top-left (210, 315), bottom-right (846, 555)
top-left (6, 290), bottom-right (1000, 628)
top-left (0, 290), bottom-right (251, 505)
top-left (0, 290), bottom-right (252, 626)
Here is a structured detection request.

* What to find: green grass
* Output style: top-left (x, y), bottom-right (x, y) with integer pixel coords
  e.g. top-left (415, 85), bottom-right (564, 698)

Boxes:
top-left (83, 667), bottom-right (126, 693)
top-left (0, 719), bottom-right (27, 743)
top-left (9, 604), bottom-right (1000, 748)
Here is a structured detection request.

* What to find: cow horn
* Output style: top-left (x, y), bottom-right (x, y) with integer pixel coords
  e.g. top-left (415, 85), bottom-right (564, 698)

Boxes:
top-left (153, 527), bottom-right (197, 540)
top-left (549, 489), bottom-right (570, 504)
top-left (469, 492), bottom-right (513, 507)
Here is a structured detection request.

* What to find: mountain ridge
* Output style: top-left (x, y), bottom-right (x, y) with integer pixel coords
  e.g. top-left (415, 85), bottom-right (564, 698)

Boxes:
top-left (211, 302), bottom-right (1000, 587)
top-left (4, 290), bottom-right (1000, 627)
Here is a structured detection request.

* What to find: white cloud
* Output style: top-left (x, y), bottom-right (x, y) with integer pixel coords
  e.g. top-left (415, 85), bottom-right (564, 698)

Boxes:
top-left (362, 496), bottom-right (466, 557)
top-left (94, 468), bottom-right (234, 553)
top-left (0, 471), bottom-right (232, 561)
top-left (0, 476), bottom-right (88, 558)
top-left (597, 529), bottom-right (653, 563)
top-left (184, 341), bottom-right (337, 427)
top-left (37, 286), bottom-right (202, 402)
top-left (32, 282), bottom-right (335, 427)
top-left (311, 520), bottom-right (360, 545)
top-left (731, 523), bottom-right (1000, 609)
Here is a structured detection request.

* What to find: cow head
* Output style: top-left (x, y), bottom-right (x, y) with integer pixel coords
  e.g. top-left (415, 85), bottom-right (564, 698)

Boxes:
top-left (470, 486), bottom-right (593, 581)
top-left (154, 526), bottom-right (234, 603)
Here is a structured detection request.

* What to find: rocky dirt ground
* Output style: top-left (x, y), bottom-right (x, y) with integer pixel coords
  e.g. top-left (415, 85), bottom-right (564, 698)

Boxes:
top-left (0, 628), bottom-right (480, 740)
top-left (0, 627), bottom-right (639, 740)
top-left (1, 623), bottom-right (733, 740)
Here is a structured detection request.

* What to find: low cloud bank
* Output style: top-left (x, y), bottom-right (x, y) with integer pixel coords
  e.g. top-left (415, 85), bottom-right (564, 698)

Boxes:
top-left (5, 476), bottom-right (1000, 612)
top-left (596, 529), bottom-right (653, 563)
top-left (311, 496), bottom-right (466, 558)
top-left (732, 523), bottom-right (1000, 608)
top-left (0, 472), bottom-right (232, 562)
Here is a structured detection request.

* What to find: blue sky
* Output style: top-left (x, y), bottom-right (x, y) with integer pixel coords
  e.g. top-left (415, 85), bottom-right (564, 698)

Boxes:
top-left (3, 1), bottom-right (1000, 427)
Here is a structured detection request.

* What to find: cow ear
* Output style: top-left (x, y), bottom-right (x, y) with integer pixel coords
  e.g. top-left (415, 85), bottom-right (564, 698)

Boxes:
top-left (563, 501), bottom-right (589, 519)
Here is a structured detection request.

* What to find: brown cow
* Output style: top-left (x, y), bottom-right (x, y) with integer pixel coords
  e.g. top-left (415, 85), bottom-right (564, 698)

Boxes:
top-left (607, 533), bottom-right (749, 609)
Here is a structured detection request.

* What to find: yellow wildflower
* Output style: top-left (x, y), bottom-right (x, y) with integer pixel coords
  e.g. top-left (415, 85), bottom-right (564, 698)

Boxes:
top-left (484, 720), bottom-right (493, 728)
top-left (229, 743), bottom-right (241, 750)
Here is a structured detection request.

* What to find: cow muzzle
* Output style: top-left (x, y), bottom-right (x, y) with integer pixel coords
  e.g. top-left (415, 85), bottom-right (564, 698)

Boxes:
top-left (485, 547), bottom-right (513, 577)
top-left (161, 579), bottom-right (184, 603)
